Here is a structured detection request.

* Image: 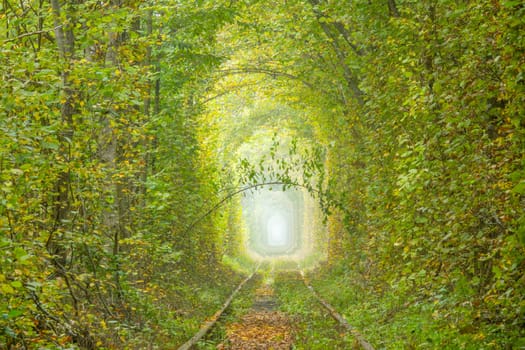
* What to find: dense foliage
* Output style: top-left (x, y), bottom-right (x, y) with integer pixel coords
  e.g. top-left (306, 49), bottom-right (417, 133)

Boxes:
top-left (1, 0), bottom-right (242, 348)
top-left (210, 0), bottom-right (525, 347)
top-left (1, 0), bottom-right (523, 349)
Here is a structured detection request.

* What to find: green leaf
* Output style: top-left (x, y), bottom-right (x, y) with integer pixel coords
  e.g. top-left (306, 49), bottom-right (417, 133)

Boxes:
top-left (502, 0), bottom-right (522, 7)
top-left (7, 309), bottom-right (23, 318)
top-left (13, 247), bottom-right (28, 260)
top-left (511, 181), bottom-right (525, 195)
top-left (10, 280), bottom-right (23, 289)
top-left (415, 216), bottom-right (428, 224)
top-left (42, 141), bottom-right (60, 150)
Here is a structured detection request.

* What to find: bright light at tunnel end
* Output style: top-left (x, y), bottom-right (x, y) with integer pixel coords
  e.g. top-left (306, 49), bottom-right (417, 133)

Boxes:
top-left (241, 188), bottom-right (312, 260)
top-left (266, 212), bottom-right (289, 247)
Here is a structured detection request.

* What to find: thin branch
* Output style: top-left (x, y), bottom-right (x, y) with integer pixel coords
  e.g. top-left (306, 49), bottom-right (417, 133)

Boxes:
top-left (316, 19), bottom-right (365, 105)
top-left (307, 0), bottom-right (365, 106)
top-left (201, 81), bottom-right (259, 104)
top-left (215, 66), bottom-right (344, 105)
top-left (307, 0), bottom-right (364, 56)
top-left (217, 67), bottom-right (314, 89)
top-left (332, 21), bottom-right (365, 56)
top-left (387, 0), bottom-right (400, 17)
top-left (184, 181), bottom-right (288, 234)
top-left (2, 25), bottom-right (62, 44)
top-left (182, 180), bottom-right (347, 237)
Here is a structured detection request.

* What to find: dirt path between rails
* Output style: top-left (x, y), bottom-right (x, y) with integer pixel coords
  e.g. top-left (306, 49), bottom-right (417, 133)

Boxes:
top-left (219, 284), bottom-right (293, 349)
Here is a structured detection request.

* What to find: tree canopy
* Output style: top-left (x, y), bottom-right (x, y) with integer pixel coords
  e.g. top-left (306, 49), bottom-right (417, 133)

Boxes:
top-left (1, 0), bottom-right (524, 348)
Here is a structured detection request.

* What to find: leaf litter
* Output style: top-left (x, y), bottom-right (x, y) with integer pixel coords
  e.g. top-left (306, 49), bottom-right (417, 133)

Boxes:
top-left (219, 285), bottom-right (293, 349)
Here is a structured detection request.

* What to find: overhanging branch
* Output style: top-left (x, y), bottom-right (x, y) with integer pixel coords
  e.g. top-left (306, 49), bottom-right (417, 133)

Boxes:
top-left (214, 66), bottom-right (345, 105)
top-left (217, 67), bottom-right (315, 90)
top-left (182, 180), bottom-right (346, 237)
top-left (2, 25), bottom-right (62, 44)
top-left (183, 182), bottom-right (294, 237)
top-left (202, 81), bottom-right (259, 104)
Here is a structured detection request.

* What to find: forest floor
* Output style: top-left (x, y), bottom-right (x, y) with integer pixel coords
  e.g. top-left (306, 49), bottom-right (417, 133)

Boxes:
top-left (206, 268), bottom-right (354, 349)
top-left (219, 283), bottom-right (293, 349)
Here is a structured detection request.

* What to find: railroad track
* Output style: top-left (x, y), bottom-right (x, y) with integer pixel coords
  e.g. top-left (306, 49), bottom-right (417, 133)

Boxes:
top-left (179, 264), bottom-right (374, 350)
top-left (177, 264), bottom-right (260, 350)
top-left (298, 270), bottom-right (375, 350)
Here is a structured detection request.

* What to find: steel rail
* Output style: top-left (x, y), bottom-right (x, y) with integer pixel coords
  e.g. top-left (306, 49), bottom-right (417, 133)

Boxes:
top-left (177, 263), bottom-right (260, 350)
top-left (299, 270), bottom-right (375, 350)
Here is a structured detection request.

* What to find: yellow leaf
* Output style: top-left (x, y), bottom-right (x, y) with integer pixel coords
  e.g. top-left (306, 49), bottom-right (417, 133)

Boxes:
top-left (1, 284), bottom-right (15, 294)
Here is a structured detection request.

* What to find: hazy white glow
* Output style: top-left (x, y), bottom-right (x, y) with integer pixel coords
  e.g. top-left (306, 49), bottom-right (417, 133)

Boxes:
top-left (266, 213), bottom-right (288, 246)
